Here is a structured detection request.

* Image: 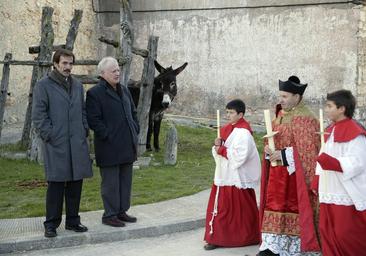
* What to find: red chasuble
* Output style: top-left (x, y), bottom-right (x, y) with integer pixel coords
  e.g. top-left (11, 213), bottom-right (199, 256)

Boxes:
top-left (259, 102), bottom-right (321, 253)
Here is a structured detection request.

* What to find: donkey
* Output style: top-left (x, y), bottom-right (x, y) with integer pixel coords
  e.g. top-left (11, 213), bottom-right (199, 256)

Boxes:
top-left (128, 60), bottom-right (188, 151)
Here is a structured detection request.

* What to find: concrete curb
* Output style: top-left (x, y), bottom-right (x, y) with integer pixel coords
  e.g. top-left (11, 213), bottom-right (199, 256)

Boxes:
top-left (0, 190), bottom-right (210, 254)
top-left (0, 218), bottom-right (205, 254)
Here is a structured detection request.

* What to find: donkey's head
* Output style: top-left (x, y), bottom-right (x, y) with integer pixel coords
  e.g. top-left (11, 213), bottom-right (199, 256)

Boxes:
top-left (153, 60), bottom-right (188, 109)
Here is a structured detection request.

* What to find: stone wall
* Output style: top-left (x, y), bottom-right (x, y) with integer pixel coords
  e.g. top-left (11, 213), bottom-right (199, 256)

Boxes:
top-left (356, 5), bottom-right (366, 123)
top-left (0, 0), bottom-right (99, 124)
top-left (96, 0), bottom-right (364, 124)
top-left (1, 0), bottom-right (365, 127)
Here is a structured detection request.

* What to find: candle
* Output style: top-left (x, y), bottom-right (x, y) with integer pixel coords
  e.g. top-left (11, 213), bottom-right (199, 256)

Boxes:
top-left (264, 109), bottom-right (277, 166)
top-left (319, 109), bottom-right (325, 147)
top-left (217, 110), bottom-right (220, 138)
top-left (264, 110), bottom-right (275, 151)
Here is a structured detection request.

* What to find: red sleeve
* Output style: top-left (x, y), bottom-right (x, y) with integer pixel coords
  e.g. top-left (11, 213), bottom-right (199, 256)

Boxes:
top-left (217, 146), bottom-right (228, 159)
top-left (317, 152), bottom-right (343, 172)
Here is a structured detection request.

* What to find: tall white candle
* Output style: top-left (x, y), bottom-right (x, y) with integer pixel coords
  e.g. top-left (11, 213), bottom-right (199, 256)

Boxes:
top-left (319, 109), bottom-right (325, 147)
top-left (264, 110), bottom-right (275, 151)
top-left (217, 110), bottom-right (220, 138)
top-left (264, 109), bottom-right (277, 166)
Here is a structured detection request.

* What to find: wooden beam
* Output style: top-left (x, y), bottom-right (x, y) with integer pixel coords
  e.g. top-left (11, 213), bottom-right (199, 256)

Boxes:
top-left (29, 44), bottom-right (65, 54)
top-left (132, 47), bottom-right (149, 58)
top-left (0, 53), bottom-right (12, 139)
top-left (0, 59), bottom-right (126, 66)
top-left (99, 36), bottom-right (149, 57)
top-left (99, 36), bottom-right (119, 48)
top-left (73, 74), bottom-right (99, 84)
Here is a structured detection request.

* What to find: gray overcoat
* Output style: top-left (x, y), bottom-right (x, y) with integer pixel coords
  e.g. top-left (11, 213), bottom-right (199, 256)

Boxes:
top-left (32, 74), bottom-right (93, 181)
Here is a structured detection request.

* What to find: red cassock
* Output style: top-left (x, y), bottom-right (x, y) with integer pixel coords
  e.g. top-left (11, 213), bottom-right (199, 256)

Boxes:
top-left (204, 185), bottom-right (260, 246)
top-left (204, 118), bottom-right (261, 247)
top-left (316, 118), bottom-right (366, 256)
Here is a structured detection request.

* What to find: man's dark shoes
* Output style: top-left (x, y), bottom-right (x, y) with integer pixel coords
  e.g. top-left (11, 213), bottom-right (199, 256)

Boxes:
top-left (102, 217), bottom-right (126, 227)
top-left (44, 227), bottom-right (57, 238)
top-left (204, 243), bottom-right (217, 250)
top-left (257, 249), bottom-right (279, 256)
top-left (118, 212), bottom-right (137, 223)
top-left (65, 223), bottom-right (88, 232)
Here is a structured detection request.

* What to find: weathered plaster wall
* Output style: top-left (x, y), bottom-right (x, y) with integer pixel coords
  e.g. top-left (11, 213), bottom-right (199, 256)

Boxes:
top-left (97, 0), bottom-right (363, 123)
top-left (356, 5), bottom-right (366, 122)
top-left (0, 0), bottom-right (364, 126)
top-left (0, 0), bottom-right (99, 124)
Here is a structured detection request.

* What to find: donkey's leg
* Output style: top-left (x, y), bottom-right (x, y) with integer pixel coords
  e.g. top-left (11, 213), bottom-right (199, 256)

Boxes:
top-left (153, 117), bottom-right (162, 152)
top-left (146, 115), bottom-right (153, 151)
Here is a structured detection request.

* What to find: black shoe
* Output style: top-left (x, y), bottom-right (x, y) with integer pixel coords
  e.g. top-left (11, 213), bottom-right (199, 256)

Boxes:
top-left (203, 243), bottom-right (217, 250)
top-left (257, 249), bottom-right (279, 256)
top-left (44, 227), bottom-right (57, 238)
top-left (102, 217), bottom-right (126, 227)
top-left (118, 212), bottom-right (137, 223)
top-left (65, 223), bottom-right (88, 232)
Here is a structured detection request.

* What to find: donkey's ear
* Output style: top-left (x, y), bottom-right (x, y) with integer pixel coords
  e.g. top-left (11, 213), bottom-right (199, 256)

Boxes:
top-left (154, 60), bottom-right (166, 73)
top-left (174, 62), bottom-right (188, 76)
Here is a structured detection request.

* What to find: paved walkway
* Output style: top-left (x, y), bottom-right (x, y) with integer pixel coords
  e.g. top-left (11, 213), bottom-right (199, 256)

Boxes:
top-left (7, 228), bottom-right (259, 256)
top-left (0, 190), bottom-right (210, 254)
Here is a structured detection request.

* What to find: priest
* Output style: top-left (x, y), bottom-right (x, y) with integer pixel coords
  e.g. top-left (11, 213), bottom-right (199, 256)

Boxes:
top-left (258, 76), bottom-right (321, 256)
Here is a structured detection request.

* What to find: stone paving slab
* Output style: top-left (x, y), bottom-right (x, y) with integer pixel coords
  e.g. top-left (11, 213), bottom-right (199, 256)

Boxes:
top-left (0, 190), bottom-right (210, 254)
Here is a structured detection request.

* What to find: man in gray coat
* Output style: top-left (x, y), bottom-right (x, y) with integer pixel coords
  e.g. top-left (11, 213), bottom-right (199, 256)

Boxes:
top-left (86, 57), bottom-right (139, 227)
top-left (32, 48), bottom-right (93, 238)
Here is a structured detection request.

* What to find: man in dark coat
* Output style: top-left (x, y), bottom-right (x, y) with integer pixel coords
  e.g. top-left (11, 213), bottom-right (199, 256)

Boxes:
top-left (32, 48), bottom-right (93, 238)
top-left (86, 57), bottom-right (139, 227)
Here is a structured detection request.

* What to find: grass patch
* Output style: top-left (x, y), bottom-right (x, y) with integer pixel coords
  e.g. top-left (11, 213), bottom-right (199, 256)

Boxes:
top-left (0, 141), bottom-right (27, 153)
top-left (0, 122), bottom-right (264, 219)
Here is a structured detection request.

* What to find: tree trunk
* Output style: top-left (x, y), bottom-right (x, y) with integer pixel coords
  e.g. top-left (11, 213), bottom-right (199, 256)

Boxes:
top-left (0, 53), bottom-right (12, 140)
top-left (136, 36), bottom-right (158, 156)
top-left (164, 124), bottom-right (178, 165)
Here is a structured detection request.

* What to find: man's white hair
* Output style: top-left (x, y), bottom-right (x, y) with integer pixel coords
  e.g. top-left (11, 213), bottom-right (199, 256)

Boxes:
top-left (97, 57), bottom-right (118, 75)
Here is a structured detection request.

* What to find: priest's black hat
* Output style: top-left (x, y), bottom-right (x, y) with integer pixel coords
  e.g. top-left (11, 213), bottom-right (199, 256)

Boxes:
top-left (279, 76), bottom-right (307, 96)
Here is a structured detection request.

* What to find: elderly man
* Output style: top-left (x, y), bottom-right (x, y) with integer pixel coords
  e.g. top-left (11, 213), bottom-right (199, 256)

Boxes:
top-left (258, 76), bottom-right (321, 255)
top-left (32, 48), bottom-right (93, 238)
top-left (86, 57), bottom-right (139, 227)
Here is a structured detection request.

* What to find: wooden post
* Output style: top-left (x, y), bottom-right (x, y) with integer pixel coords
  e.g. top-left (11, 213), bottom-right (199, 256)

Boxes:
top-left (21, 59), bottom-right (39, 148)
top-left (164, 124), bottom-right (178, 165)
top-left (27, 7), bottom-right (55, 162)
top-left (0, 53), bottom-right (12, 140)
top-left (136, 36), bottom-right (159, 156)
top-left (65, 10), bottom-right (83, 51)
top-left (119, 0), bottom-right (134, 86)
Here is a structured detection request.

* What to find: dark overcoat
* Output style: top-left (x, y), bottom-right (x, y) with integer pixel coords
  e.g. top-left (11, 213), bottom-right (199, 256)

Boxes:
top-left (32, 75), bottom-right (93, 181)
top-left (86, 79), bottom-right (139, 167)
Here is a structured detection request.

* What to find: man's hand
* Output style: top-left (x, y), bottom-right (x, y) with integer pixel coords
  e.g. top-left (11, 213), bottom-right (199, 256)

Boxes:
top-left (264, 145), bottom-right (281, 162)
